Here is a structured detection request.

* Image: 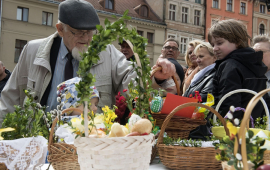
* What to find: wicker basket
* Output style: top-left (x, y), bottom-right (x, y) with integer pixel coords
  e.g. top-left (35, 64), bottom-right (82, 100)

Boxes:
top-left (157, 102), bottom-right (229, 170)
top-left (47, 108), bottom-right (81, 170)
top-left (73, 101), bottom-right (155, 170)
top-left (0, 163), bottom-right (7, 170)
top-left (233, 89), bottom-right (270, 170)
top-left (213, 89), bottom-right (270, 127)
top-left (151, 67), bottom-right (206, 139)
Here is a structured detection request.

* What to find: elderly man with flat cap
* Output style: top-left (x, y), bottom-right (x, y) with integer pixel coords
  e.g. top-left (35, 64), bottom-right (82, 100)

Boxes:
top-left (0, 0), bottom-right (175, 124)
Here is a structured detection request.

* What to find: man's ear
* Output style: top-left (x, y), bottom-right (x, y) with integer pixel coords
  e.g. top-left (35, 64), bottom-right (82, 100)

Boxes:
top-left (56, 23), bottom-right (64, 37)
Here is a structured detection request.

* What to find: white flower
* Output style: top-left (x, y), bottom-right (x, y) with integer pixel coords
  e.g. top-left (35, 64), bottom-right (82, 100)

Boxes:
top-left (57, 105), bottom-right (60, 110)
top-left (57, 97), bottom-right (61, 103)
top-left (234, 118), bottom-right (240, 125)
top-left (71, 118), bottom-right (84, 132)
top-left (236, 153), bottom-right (242, 160)
top-left (239, 138), bottom-right (242, 144)
top-left (230, 106), bottom-right (235, 113)
top-left (227, 112), bottom-right (233, 120)
top-left (61, 94), bottom-right (66, 99)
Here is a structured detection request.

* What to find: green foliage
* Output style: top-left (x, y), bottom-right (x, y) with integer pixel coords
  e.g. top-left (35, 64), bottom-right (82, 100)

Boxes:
top-left (1, 90), bottom-right (52, 140)
top-left (163, 136), bottom-right (202, 147)
top-left (76, 10), bottom-right (155, 117)
top-left (214, 130), bottom-right (265, 170)
top-left (254, 116), bottom-right (268, 130)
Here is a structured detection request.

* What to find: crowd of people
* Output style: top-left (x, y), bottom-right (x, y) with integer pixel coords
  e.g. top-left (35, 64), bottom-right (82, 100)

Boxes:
top-left (0, 0), bottom-right (269, 141)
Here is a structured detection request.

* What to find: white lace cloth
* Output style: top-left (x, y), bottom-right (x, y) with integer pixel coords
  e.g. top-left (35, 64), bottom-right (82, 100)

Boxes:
top-left (0, 136), bottom-right (48, 170)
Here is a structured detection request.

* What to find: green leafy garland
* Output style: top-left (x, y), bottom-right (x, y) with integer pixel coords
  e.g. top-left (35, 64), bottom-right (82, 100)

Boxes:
top-left (76, 10), bottom-right (155, 117)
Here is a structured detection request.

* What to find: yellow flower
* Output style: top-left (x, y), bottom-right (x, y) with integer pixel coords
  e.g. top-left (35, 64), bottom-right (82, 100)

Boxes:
top-left (0, 127), bottom-right (15, 140)
top-left (227, 122), bottom-right (238, 136)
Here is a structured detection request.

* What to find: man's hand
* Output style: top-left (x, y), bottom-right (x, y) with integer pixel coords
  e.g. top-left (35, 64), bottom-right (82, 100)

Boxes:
top-left (152, 56), bottom-right (176, 81)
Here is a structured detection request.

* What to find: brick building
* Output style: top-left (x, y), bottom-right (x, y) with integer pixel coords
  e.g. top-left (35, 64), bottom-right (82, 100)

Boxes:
top-left (253, 0), bottom-right (270, 38)
top-left (205, 0), bottom-right (253, 42)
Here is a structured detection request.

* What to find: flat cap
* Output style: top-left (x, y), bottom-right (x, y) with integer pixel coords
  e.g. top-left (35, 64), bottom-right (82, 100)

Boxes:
top-left (59, 0), bottom-right (100, 30)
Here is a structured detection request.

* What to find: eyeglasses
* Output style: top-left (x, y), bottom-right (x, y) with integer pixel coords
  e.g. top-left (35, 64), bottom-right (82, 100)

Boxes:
top-left (163, 46), bottom-right (179, 51)
top-left (68, 28), bottom-right (96, 37)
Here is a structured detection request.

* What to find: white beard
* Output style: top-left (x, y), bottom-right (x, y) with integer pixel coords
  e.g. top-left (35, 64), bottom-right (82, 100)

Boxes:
top-left (72, 46), bottom-right (88, 61)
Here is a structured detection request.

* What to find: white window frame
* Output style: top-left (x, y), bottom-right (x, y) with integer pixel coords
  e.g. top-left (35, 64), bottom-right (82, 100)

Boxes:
top-left (182, 6), bottom-right (189, 24)
top-left (169, 3), bottom-right (177, 21)
top-left (240, 1), bottom-right (247, 15)
top-left (259, 23), bottom-right (266, 35)
top-left (194, 9), bottom-right (201, 26)
top-left (212, 0), bottom-right (220, 9)
top-left (167, 33), bottom-right (177, 39)
top-left (260, 4), bottom-right (266, 14)
top-left (180, 36), bottom-right (188, 54)
top-left (226, 0), bottom-right (234, 12)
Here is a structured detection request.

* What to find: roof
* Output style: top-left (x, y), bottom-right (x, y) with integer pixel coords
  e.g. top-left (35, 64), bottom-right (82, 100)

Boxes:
top-left (86, 0), bottom-right (164, 23)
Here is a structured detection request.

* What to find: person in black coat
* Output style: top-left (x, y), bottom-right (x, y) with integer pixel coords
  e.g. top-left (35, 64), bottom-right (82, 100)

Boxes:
top-left (208, 19), bottom-right (270, 120)
top-left (0, 61), bottom-right (11, 97)
top-left (183, 42), bottom-right (216, 102)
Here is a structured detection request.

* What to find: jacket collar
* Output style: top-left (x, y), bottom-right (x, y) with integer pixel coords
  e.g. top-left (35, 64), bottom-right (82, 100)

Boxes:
top-left (189, 68), bottom-right (215, 88)
top-left (33, 32), bottom-right (59, 72)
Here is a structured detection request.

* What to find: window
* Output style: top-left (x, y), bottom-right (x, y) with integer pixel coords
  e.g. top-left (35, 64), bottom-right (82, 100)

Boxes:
top-left (15, 39), bottom-right (27, 63)
top-left (260, 24), bottom-right (265, 35)
top-left (182, 7), bottom-right (188, 23)
top-left (213, 0), bottom-right (219, 9)
top-left (180, 37), bottom-right (187, 53)
top-left (137, 30), bottom-right (143, 36)
top-left (17, 7), bottom-right (28, 21)
top-left (227, 0), bottom-right (232, 11)
top-left (140, 5), bottom-right (148, 17)
top-left (168, 35), bottom-right (176, 39)
top-left (195, 0), bottom-right (201, 4)
top-left (147, 32), bottom-right (154, 43)
top-left (260, 4), bottom-right (266, 13)
top-left (194, 10), bottom-right (200, 26)
top-left (42, 12), bottom-right (53, 26)
top-left (240, 2), bottom-right (246, 14)
top-left (105, 0), bottom-right (113, 10)
top-left (169, 4), bottom-right (176, 21)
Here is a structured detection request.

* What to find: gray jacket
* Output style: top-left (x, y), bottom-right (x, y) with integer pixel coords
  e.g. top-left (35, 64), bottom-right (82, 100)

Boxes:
top-left (0, 32), bottom-right (136, 124)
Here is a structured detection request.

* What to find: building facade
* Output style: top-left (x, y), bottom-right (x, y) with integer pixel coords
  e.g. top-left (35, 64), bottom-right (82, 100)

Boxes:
top-left (164, 0), bottom-right (205, 66)
top-left (88, 0), bottom-right (166, 66)
top-left (0, 0), bottom-right (60, 70)
top-left (253, 0), bottom-right (270, 38)
top-left (205, 0), bottom-right (253, 42)
top-left (0, 0), bottom-right (166, 71)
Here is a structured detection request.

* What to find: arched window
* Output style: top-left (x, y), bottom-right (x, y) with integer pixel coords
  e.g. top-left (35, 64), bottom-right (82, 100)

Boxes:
top-left (140, 5), bottom-right (148, 17)
top-left (105, 0), bottom-right (113, 10)
top-left (260, 24), bottom-right (265, 35)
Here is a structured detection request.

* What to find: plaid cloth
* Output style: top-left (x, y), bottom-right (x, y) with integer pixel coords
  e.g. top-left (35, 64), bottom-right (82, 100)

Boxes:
top-left (57, 77), bottom-right (99, 110)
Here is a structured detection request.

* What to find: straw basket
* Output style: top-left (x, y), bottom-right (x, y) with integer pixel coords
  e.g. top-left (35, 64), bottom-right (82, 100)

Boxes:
top-left (157, 102), bottom-right (229, 170)
top-left (151, 67), bottom-right (207, 139)
top-left (73, 101), bottom-right (155, 170)
top-left (47, 108), bottom-right (81, 170)
top-left (0, 163), bottom-right (7, 170)
top-left (230, 89), bottom-right (270, 170)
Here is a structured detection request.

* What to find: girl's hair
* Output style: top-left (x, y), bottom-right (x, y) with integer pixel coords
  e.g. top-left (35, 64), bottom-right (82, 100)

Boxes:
top-left (208, 19), bottom-right (251, 48)
top-left (185, 39), bottom-right (203, 67)
top-left (193, 42), bottom-right (214, 56)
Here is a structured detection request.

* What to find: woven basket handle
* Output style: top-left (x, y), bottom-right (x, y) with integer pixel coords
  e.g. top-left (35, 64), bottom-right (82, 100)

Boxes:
top-left (150, 66), bottom-right (181, 96)
top-left (156, 102), bottom-right (229, 146)
top-left (48, 108), bottom-right (83, 147)
top-left (235, 89), bottom-right (270, 170)
top-left (213, 89), bottom-right (269, 129)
